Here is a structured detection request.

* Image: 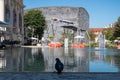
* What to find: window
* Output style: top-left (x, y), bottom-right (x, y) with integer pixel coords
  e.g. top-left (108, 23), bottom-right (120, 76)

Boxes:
top-left (13, 11), bottom-right (17, 27)
top-left (19, 14), bottom-right (22, 34)
top-left (5, 8), bottom-right (10, 24)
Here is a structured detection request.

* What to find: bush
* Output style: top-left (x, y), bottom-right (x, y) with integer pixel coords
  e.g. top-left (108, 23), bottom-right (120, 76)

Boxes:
top-left (2, 40), bottom-right (20, 45)
top-left (106, 42), bottom-right (116, 48)
top-left (91, 42), bottom-right (99, 47)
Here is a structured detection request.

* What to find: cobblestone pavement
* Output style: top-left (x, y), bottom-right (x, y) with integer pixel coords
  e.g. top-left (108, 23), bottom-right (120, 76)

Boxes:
top-left (0, 72), bottom-right (120, 80)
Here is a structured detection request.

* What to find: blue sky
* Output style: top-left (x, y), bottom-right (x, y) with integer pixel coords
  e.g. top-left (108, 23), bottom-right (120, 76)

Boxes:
top-left (23, 0), bottom-right (120, 28)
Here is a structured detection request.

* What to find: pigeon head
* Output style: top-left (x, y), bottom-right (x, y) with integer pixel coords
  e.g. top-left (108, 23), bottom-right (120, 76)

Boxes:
top-left (56, 58), bottom-right (60, 62)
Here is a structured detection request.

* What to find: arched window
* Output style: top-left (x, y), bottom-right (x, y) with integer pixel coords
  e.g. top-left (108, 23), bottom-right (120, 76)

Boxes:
top-left (5, 7), bottom-right (10, 23)
top-left (13, 10), bottom-right (17, 27)
top-left (19, 13), bottom-right (22, 34)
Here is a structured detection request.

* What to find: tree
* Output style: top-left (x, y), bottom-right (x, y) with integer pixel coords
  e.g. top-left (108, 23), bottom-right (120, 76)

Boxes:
top-left (24, 9), bottom-right (46, 39)
top-left (102, 27), bottom-right (114, 41)
top-left (113, 17), bottom-right (120, 39)
top-left (88, 31), bottom-right (96, 42)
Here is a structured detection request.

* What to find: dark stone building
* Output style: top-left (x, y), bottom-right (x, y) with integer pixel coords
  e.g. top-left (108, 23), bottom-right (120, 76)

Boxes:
top-left (33, 6), bottom-right (89, 43)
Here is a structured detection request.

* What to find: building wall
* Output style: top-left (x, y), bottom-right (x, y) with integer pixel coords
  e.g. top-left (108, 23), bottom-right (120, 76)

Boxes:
top-left (0, 0), bottom-right (24, 44)
top-left (89, 28), bottom-right (104, 42)
top-left (0, 0), bottom-right (4, 21)
top-left (35, 6), bottom-right (89, 42)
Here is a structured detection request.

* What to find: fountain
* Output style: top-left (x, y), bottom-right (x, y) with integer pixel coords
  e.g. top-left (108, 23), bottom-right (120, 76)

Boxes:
top-left (99, 34), bottom-right (105, 49)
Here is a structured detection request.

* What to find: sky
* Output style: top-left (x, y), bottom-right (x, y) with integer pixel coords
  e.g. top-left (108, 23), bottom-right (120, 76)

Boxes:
top-left (23, 0), bottom-right (120, 28)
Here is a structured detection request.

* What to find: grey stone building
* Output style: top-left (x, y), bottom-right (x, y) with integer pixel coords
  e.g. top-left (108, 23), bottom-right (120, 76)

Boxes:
top-left (0, 0), bottom-right (25, 44)
top-left (33, 6), bottom-right (89, 43)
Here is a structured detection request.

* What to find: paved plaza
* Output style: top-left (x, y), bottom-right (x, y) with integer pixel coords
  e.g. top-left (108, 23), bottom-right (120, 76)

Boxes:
top-left (0, 72), bottom-right (120, 80)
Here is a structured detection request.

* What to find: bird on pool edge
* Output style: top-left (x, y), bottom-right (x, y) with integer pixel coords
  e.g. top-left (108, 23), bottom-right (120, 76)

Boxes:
top-left (55, 58), bottom-right (64, 74)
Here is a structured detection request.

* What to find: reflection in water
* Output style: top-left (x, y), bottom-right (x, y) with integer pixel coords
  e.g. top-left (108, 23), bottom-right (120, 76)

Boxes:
top-left (0, 47), bottom-right (24, 72)
top-left (24, 48), bottom-right (45, 72)
top-left (0, 50), bottom-right (6, 70)
top-left (114, 50), bottom-right (120, 71)
top-left (64, 48), bottom-right (89, 72)
top-left (42, 47), bottom-right (89, 72)
top-left (0, 47), bottom-right (120, 72)
top-left (89, 49), bottom-right (119, 72)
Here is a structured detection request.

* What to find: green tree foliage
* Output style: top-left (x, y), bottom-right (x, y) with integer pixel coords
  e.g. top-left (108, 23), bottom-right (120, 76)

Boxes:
top-left (24, 9), bottom-right (46, 39)
top-left (102, 27), bottom-right (114, 41)
top-left (113, 17), bottom-right (120, 39)
top-left (88, 31), bottom-right (96, 41)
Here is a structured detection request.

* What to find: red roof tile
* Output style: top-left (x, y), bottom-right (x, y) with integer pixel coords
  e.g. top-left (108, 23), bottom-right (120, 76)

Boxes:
top-left (89, 28), bottom-right (104, 32)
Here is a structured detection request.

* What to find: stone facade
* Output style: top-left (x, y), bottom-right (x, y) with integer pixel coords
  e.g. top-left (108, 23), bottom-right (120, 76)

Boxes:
top-left (32, 6), bottom-right (89, 43)
top-left (0, 0), bottom-right (24, 44)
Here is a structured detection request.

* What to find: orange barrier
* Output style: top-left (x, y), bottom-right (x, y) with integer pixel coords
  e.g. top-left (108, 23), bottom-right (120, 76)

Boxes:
top-left (71, 43), bottom-right (85, 48)
top-left (48, 43), bottom-right (85, 48)
top-left (56, 42), bottom-right (61, 48)
top-left (48, 42), bottom-right (61, 48)
top-left (117, 44), bottom-right (120, 49)
top-left (48, 43), bottom-right (55, 48)
top-left (71, 44), bottom-right (79, 48)
top-left (79, 44), bottom-right (85, 48)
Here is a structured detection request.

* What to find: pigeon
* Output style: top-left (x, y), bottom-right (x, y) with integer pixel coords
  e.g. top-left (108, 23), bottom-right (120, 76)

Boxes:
top-left (55, 58), bottom-right (64, 74)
